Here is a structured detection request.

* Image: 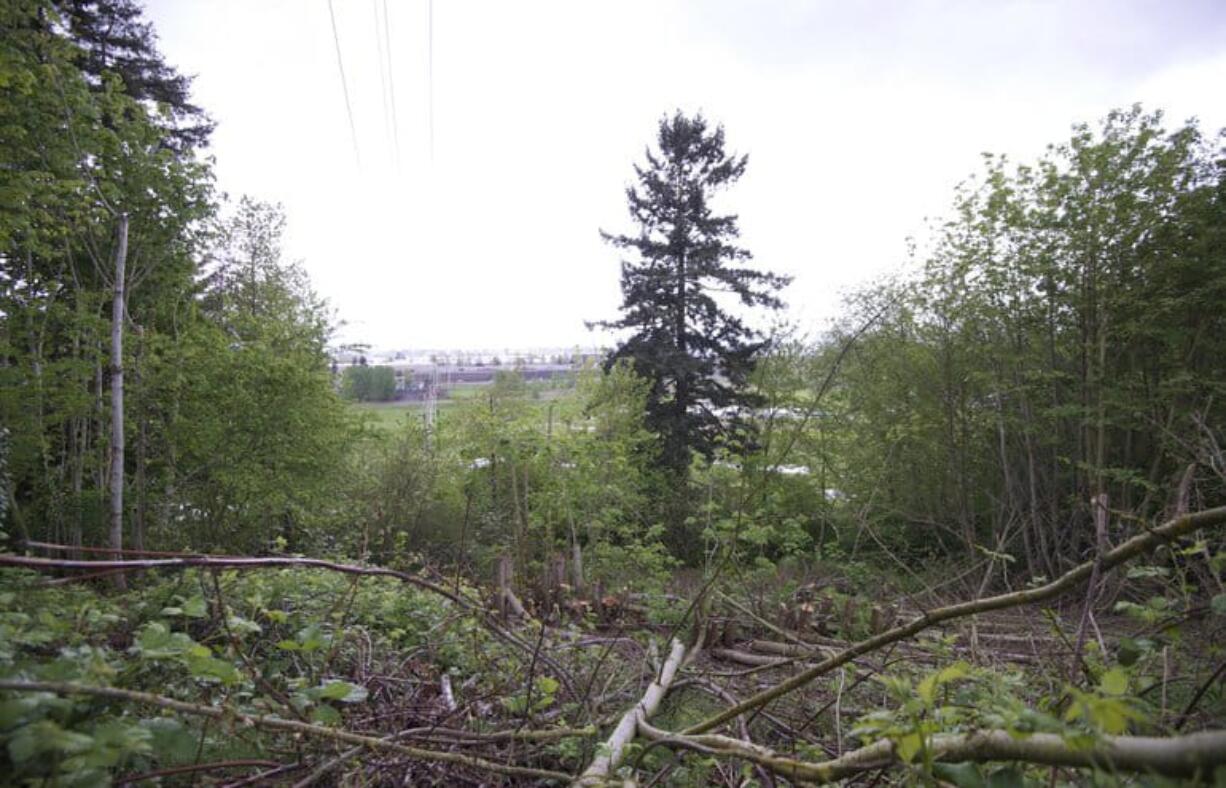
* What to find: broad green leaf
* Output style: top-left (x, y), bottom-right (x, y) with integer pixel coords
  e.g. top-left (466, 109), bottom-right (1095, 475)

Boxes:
top-left (182, 596), bottom-right (208, 618)
top-left (917, 661), bottom-right (970, 705)
top-left (8, 720), bottom-right (94, 763)
top-left (313, 681), bottom-right (369, 703)
top-left (896, 732), bottom-right (923, 763)
top-left (295, 624), bottom-right (328, 652)
top-left (1099, 667), bottom-right (1129, 696)
top-left (186, 655), bottom-right (241, 685)
top-left (933, 762), bottom-right (986, 788)
top-left (311, 704), bottom-right (341, 725)
top-left (58, 768), bottom-right (110, 788)
top-left (141, 718), bottom-right (196, 762)
top-left (227, 615), bottom-right (262, 635)
top-left (985, 767), bottom-right (1025, 788)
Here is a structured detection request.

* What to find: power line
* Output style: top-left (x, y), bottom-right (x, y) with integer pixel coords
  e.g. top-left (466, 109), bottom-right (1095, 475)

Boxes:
top-left (372, 0), bottom-right (392, 157)
top-left (327, 0), bottom-right (361, 168)
top-left (383, 0), bottom-right (401, 170)
top-left (427, 0), bottom-right (434, 163)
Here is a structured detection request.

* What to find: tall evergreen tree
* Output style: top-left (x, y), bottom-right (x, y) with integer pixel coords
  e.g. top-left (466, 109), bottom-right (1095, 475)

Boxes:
top-left (591, 112), bottom-right (790, 530)
top-left (56, 0), bottom-right (214, 152)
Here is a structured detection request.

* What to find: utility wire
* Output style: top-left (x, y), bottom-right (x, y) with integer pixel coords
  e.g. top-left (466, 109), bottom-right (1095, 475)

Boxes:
top-left (383, 0), bottom-right (401, 170)
top-left (373, 0), bottom-right (392, 158)
top-left (427, 0), bottom-right (434, 163)
top-left (327, 0), bottom-right (361, 168)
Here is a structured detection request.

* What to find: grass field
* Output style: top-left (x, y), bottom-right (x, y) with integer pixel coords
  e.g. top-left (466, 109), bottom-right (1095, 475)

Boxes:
top-left (349, 400), bottom-right (431, 431)
top-left (348, 380), bottom-right (576, 431)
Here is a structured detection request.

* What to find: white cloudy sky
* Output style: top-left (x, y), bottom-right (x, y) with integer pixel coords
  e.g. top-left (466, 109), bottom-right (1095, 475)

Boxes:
top-left (144, 0), bottom-right (1226, 350)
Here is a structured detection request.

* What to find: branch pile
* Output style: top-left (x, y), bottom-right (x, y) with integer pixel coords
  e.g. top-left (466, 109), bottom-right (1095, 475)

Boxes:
top-left (2, 504), bottom-right (1224, 784)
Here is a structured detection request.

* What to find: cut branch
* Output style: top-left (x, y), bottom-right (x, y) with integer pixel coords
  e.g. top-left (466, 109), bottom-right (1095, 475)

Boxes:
top-left (574, 638), bottom-right (688, 786)
top-left (116, 759), bottom-right (282, 785)
top-left (711, 647), bottom-right (792, 668)
top-left (686, 505), bottom-right (1226, 734)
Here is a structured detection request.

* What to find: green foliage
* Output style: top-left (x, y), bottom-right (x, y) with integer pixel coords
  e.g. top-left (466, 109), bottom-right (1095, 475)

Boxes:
top-left (3, 6), bottom-right (1224, 779)
top-left (811, 106), bottom-right (1226, 571)
top-left (502, 675), bottom-right (559, 715)
top-left (0, 564), bottom-right (517, 783)
top-left (1, 2), bottom-right (356, 557)
top-left (853, 658), bottom-right (1154, 784)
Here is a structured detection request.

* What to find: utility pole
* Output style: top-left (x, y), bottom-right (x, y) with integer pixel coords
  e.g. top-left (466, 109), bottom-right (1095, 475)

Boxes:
top-left (110, 214), bottom-right (129, 590)
top-left (425, 365), bottom-right (438, 433)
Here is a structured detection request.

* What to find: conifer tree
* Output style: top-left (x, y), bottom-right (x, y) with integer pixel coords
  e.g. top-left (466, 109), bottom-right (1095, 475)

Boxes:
top-left (591, 112), bottom-right (790, 536)
top-left (57, 0), bottom-right (214, 151)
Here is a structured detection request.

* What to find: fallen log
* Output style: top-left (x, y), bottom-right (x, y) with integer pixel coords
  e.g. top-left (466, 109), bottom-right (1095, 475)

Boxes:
top-left (573, 638), bottom-right (688, 786)
top-left (641, 721), bottom-right (1226, 782)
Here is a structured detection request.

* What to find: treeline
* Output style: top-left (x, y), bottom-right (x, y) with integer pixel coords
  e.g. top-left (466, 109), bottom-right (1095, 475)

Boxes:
top-left (0, 1), bottom-right (350, 555)
top-left (3, 0), bottom-right (1222, 595)
top-left (341, 365), bottom-right (398, 402)
top-left (807, 107), bottom-right (1226, 575)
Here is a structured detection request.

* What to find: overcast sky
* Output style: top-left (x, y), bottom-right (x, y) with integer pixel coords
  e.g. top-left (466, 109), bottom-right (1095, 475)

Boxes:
top-left (144, 0), bottom-right (1226, 351)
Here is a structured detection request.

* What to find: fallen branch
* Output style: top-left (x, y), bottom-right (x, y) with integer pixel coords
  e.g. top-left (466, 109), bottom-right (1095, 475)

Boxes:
top-left (641, 722), bottom-right (1226, 782)
top-left (440, 674), bottom-right (457, 713)
top-left (0, 680), bottom-right (571, 783)
top-left (115, 759), bottom-right (282, 784)
top-left (290, 723), bottom-right (599, 788)
top-left (503, 585), bottom-right (531, 619)
top-left (0, 551), bottom-right (579, 701)
top-left (1175, 657), bottom-right (1226, 731)
top-left (399, 724), bottom-right (596, 743)
top-left (806, 729), bottom-right (1226, 783)
top-left (747, 639), bottom-right (825, 658)
top-left (686, 505), bottom-right (1226, 734)
top-left (710, 647), bottom-right (792, 668)
top-left (574, 638), bottom-right (688, 786)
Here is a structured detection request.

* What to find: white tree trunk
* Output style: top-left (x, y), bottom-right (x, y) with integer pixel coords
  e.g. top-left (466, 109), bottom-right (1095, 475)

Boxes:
top-left (109, 214), bottom-right (129, 590)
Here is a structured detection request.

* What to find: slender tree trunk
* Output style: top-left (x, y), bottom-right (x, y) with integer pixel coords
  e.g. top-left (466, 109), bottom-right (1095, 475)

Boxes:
top-left (109, 214), bottom-right (129, 590)
top-left (69, 314), bottom-right (86, 560)
top-left (94, 340), bottom-right (105, 491)
top-left (1094, 301), bottom-right (1109, 501)
top-left (132, 325), bottom-right (146, 553)
top-left (567, 509), bottom-right (584, 594)
top-left (1024, 424), bottom-right (1055, 579)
